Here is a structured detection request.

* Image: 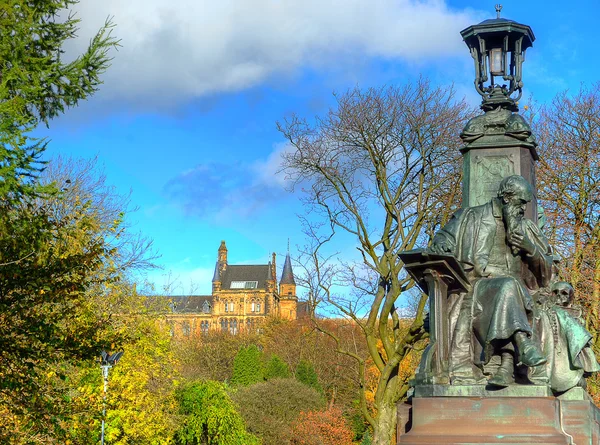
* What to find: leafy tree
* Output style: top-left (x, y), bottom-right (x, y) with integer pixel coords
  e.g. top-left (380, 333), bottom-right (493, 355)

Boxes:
top-left (231, 345), bottom-right (263, 386)
top-left (290, 407), bottom-right (354, 445)
top-left (295, 360), bottom-right (322, 393)
top-left (231, 378), bottom-right (324, 445)
top-left (0, 0), bottom-right (118, 200)
top-left (64, 288), bottom-right (179, 444)
top-left (175, 381), bottom-right (260, 445)
top-left (264, 354), bottom-right (290, 380)
top-left (279, 78), bottom-right (473, 444)
top-left (0, 156), bottom-right (158, 441)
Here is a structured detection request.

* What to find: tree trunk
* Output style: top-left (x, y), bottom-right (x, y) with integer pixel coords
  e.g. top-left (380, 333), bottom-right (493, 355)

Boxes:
top-left (372, 400), bottom-right (398, 445)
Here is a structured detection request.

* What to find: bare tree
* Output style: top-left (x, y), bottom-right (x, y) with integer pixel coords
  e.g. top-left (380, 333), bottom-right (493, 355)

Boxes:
top-left (534, 85), bottom-right (600, 349)
top-left (278, 78), bottom-right (473, 444)
top-left (37, 155), bottom-right (159, 273)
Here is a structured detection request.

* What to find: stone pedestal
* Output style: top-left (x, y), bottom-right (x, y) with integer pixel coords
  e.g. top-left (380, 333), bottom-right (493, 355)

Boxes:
top-left (557, 388), bottom-right (600, 445)
top-left (398, 386), bottom-right (600, 445)
top-left (399, 396), bottom-right (569, 444)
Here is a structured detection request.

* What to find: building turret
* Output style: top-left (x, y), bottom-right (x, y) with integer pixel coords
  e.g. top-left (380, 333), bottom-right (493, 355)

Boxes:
top-left (279, 253), bottom-right (297, 320)
top-left (212, 240), bottom-right (228, 292)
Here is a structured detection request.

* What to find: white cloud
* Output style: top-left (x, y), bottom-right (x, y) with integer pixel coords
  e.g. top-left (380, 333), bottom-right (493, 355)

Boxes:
top-left (66, 0), bottom-right (478, 107)
top-left (164, 142), bottom-right (294, 219)
top-left (251, 142), bottom-right (293, 189)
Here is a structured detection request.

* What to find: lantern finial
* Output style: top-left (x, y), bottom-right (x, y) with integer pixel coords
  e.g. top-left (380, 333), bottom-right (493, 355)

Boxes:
top-left (495, 4), bottom-right (503, 18)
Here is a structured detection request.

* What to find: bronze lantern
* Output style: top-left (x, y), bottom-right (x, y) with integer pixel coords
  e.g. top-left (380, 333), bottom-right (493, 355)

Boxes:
top-left (460, 5), bottom-right (535, 111)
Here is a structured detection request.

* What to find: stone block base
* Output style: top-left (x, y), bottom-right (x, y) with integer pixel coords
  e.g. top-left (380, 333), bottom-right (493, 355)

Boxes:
top-left (399, 396), bottom-right (570, 444)
top-left (557, 388), bottom-right (600, 445)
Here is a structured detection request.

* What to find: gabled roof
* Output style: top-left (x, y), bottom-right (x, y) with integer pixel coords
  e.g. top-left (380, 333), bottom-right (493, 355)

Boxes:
top-left (220, 265), bottom-right (272, 290)
top-left (169, 295), bottom-right (213, 313)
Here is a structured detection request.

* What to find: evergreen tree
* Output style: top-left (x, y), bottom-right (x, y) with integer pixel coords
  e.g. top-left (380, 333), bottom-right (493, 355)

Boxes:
top-left (264, 354), bottom-right (290, 380)
top-left (175, 381), bottom-right (260, 445)
top-left (295, 360), bottom-right (322, 393)
top-left (0, 0), bottom-right (118, 200)
top-left (231, 345), bottom-right (263, 386)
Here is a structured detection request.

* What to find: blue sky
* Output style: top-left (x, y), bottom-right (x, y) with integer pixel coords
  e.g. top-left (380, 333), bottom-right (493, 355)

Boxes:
top-left (36, 0), bottom-right (599, 296)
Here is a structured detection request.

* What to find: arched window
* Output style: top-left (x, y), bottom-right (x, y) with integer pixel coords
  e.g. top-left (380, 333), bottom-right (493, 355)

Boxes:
top-left (230, 319), bottom-right (238, 335)
top-left (182, 321), bottom-right (191, 336)
top-left (220, 318), bottom-right (227, 331)
top-left (201, 321), bottom-right (209, 335)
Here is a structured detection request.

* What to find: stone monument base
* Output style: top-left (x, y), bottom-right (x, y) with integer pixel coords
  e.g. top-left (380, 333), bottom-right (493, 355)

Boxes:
top-left (398, 385), bottom-right (600, 445)
top-left (399, 396), bottom-right (569, 444)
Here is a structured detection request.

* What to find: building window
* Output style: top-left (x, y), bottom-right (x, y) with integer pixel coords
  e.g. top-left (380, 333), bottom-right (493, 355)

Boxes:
top-left (202, 301), bottom-right (211, 313)
top-left (201, 320), bottom-right (209, 335)
top-left (256, 302), bottom-right (261, 313)
top-left (230, 281), bottom-right (258, 289)
top-left (230, 319), bottom-right (238, 335)
top-left (182, 321), bottom-right (191, 336)
top-left (224, 302), bottom-right (228, 312)
top-left (220, 319), bottom-right (227, 332)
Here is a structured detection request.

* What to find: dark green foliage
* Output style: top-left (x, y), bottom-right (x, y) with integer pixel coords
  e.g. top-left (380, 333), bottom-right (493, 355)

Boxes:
top-left (264, 354), bottom-right (290, 380)
top-left (295, 360), bottom-right (322, 393)
top-left (231, 378), bottom-right (325, 445)
top-left (0, 0), bottom-right (118, 200)
top-left (360, 429), bottom-right (373, 445)
top-left (175, 381), bottom-right (260, 445)
top-left (231, 345), bottom-right (263, 386)
top-left (349, 408), bottom-right (369, 441)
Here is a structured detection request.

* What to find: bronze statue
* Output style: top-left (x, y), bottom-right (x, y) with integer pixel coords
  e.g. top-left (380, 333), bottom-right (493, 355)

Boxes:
top-left (533, 281), bottom-right (600, 393)
top-left (430, 175), bottom-right (554, 387)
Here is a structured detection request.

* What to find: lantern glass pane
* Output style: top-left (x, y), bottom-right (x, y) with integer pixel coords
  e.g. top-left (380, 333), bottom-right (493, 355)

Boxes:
top-left (490, 48), bottom-right (504, 76)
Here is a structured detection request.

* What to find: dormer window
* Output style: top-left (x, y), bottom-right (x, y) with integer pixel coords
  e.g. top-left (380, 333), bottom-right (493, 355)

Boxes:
top-left (202, 301), bottom-right (211, 313)
top-left (230, 281), bottom-right (258, 289)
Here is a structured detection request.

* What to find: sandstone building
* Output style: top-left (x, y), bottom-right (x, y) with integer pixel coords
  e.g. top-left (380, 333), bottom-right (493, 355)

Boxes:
top-left (168, 241), bottom-right (298, 337)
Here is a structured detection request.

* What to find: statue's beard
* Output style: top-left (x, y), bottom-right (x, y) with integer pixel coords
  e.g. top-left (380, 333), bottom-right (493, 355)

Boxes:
top-left (503, 202), bottom-right (524, 254)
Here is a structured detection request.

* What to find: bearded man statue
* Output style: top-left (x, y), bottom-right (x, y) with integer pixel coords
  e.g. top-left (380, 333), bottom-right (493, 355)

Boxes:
top-left (430, 175), bottom-right (554, 387)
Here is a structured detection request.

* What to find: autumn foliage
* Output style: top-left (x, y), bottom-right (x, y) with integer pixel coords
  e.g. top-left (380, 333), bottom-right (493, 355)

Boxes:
top-left (290, 407), bottom-right (354, 445)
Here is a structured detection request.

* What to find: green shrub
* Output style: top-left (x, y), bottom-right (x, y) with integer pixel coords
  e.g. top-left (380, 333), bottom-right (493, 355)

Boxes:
top-left (231, 345), bottom-right (263, 386)
top-left (231, 378), bottom-right (324, 445)
top-left (264, 354), bottom-right (290, 380)
top-left (295, 360), bottom-right (322, 393)
top-left (175, 381), bottom-right (260, 445)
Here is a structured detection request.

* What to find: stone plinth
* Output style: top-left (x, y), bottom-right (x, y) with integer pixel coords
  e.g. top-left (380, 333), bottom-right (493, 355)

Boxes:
top-left (556, 388), bottom-right (600, 445)
top-left (399, 396), bottom-right (570, 445)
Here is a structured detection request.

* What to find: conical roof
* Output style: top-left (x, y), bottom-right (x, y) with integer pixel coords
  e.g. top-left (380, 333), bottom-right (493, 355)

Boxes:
top-left (280, 254), bottom-right (296, 285)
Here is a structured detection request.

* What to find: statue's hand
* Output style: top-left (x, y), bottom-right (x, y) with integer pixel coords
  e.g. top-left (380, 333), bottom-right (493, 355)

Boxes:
top-left (508, 231), bottom-right (535, 256)
top-left (429, 241), bottom-right (453, 255)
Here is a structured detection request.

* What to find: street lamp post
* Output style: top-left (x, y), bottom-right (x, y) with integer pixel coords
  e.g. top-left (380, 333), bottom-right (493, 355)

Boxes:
top-left (458, 5), bottom-right (539, 221)
top-left (99, 350), bottom-right (123, 445)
